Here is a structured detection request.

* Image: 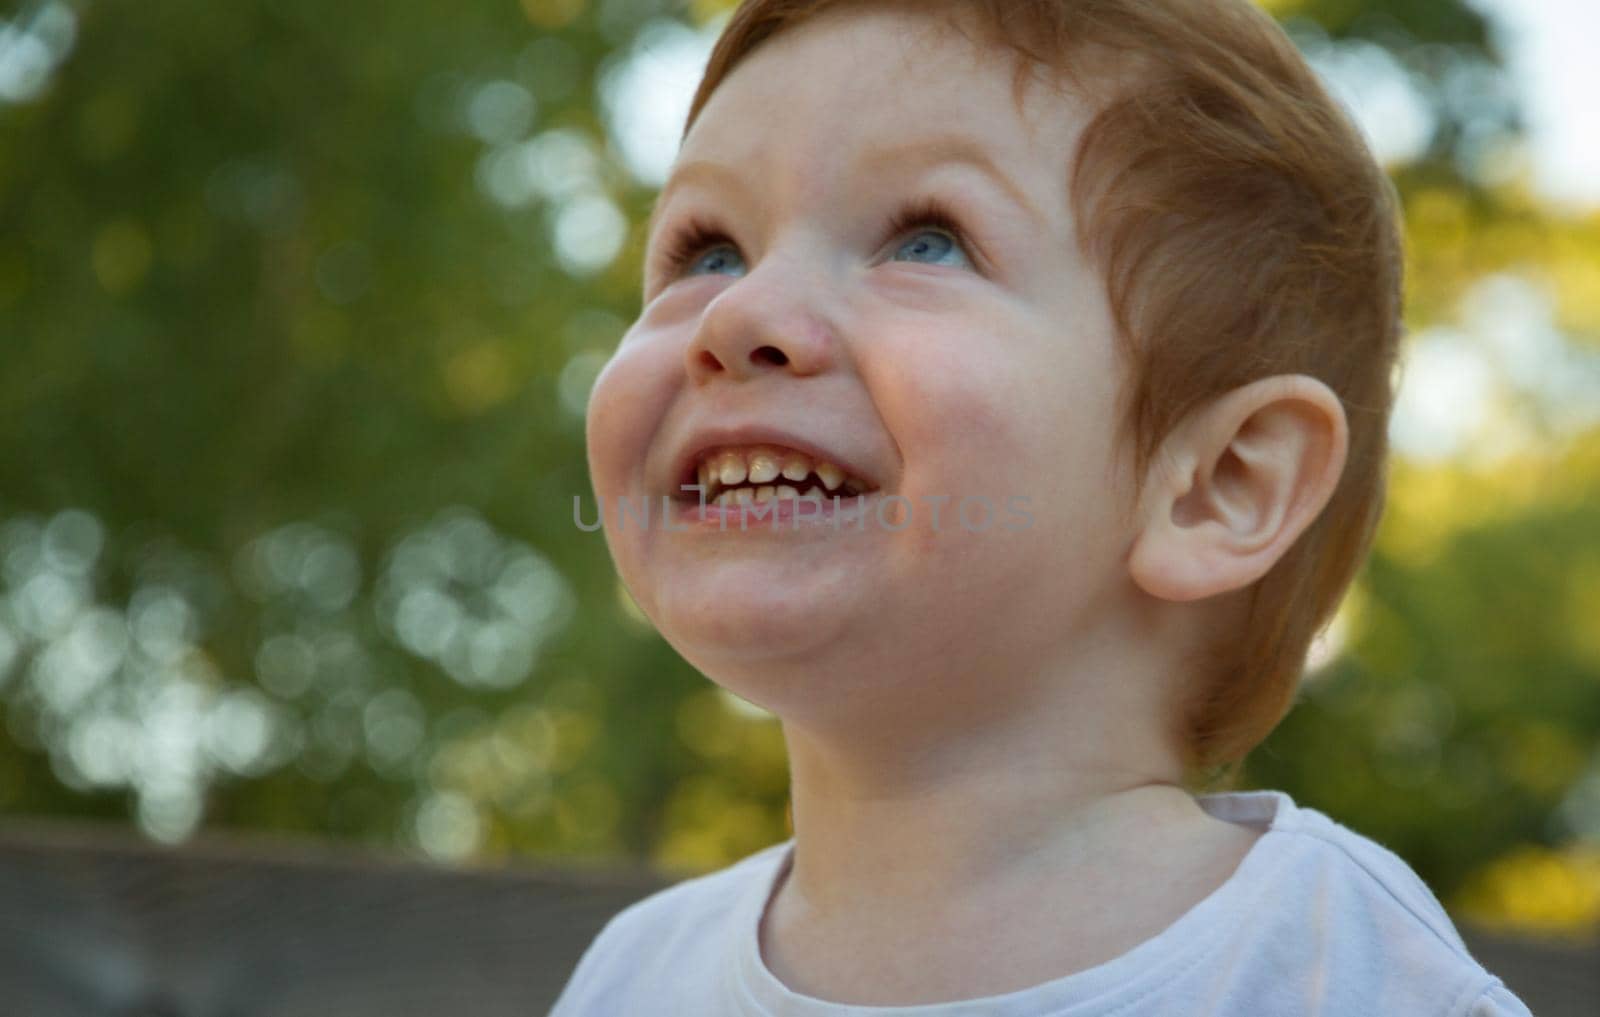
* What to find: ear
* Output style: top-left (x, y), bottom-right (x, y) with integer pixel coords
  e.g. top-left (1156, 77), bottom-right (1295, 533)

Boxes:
top-left (1128, 375), bottom-right (1349, 602)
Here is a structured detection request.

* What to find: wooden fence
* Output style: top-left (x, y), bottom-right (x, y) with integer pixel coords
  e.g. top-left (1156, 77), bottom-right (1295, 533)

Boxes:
top-left (0, 820), bottom-right (1592, 1016)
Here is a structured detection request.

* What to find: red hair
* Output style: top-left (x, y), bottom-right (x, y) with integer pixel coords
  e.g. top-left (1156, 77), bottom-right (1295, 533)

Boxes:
top-left (679, 0), bottom-right (1404, 775)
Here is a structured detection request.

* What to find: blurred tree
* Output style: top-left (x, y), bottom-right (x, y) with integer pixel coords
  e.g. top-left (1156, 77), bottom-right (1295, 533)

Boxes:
top-left (0, 0), bottom-right (706, 862)
top-left (1, 0), bottom-right (1596, 938)
top-left (1250, 434), bottom-right (1600, 919)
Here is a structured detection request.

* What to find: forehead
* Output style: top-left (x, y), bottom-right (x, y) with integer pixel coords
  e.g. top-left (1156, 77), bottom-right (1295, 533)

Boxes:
top-left (668, 6), bottom-right (1084, 212)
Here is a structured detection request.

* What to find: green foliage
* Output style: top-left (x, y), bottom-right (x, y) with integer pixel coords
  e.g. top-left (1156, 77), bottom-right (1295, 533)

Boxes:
top-left (1248, 438), bottom-right (1600, 898)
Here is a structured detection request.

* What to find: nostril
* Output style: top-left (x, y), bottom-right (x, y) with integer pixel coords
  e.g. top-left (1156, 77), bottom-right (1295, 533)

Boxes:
top-left (752, 345), bottom-right (788, 367)
top-left (696, 350), bottom-right (722, 373)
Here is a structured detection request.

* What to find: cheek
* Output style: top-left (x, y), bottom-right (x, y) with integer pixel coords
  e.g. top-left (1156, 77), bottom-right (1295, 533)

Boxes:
top-left (867, 314), bottom-right (1119, 548)
top-left (870, 331), bottom-right (1040, 482)
top-left (583, 368), bottom-right (633, 500)
top-left (583, 354), bottom-right (658, 612)
top-left (584, 337), bottom-right (671, 498)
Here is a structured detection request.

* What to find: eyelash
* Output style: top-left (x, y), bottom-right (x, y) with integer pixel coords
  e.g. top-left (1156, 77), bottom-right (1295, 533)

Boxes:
top-left (654, 196), bottom-right (974, 281)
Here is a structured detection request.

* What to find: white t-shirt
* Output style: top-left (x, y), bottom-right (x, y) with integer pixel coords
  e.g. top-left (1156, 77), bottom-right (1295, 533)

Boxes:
top-left (548, 790), bottom-right (1532, 1016)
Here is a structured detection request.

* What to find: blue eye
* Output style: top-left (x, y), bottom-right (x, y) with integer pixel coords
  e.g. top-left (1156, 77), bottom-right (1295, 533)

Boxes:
top-left (653, 197), bottom-right (976, 289)
top-left (891, 228), bottom-right (968, 267)
top-left (882, 198), bottom-right (975, 269)
top-left (657, 218), bottom-right (747, 282)
top-left (687, 244), bottom-right (746, 278)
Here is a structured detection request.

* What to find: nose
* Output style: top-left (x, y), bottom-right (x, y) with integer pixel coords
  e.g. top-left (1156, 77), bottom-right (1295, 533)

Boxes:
top-left (684, 262), bottom-right (838, 385)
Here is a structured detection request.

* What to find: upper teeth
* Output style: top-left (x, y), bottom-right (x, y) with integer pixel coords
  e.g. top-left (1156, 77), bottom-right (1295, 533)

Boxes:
top-left (693, 445), bottom-right (865, 501)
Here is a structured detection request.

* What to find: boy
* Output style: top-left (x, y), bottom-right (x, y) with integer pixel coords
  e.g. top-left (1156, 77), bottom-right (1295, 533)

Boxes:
top-left (556, 0), bottom-right (1533, 1013)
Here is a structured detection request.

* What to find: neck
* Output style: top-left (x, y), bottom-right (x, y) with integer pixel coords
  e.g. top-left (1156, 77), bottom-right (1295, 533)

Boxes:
top-left (774, 684), bottom-right (1200, 925)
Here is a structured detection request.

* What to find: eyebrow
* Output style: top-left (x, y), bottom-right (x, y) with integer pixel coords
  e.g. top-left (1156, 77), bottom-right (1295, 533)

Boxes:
top-left (645, 134), bottom-right (1044, 245)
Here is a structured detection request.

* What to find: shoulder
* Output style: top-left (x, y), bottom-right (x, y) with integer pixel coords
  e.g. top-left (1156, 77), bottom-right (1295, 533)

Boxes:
top-left (1269, 794), bottom-right (1472, 952)
top-left (547, 839), bottom-right (791, 1016)
top-left (592, 838), bottom-right (787, 949)
top-left (1200, 791), bottom-right (1532, 1017)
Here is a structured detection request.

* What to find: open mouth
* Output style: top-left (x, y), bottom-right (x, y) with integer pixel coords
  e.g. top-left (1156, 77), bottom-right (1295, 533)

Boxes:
top-left (676, 444), bottom-right (877, 508)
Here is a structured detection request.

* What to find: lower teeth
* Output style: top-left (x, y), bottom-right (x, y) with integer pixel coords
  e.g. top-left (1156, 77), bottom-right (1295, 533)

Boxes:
top-left (710, 483), bottom-right (850, 507)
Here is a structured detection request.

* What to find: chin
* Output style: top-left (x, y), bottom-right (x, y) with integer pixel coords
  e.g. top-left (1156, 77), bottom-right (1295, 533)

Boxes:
top-left (645, 556), bottom-right (865, 669)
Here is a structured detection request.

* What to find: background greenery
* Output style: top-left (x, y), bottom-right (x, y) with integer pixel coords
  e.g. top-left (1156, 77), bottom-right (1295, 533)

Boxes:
top-left (2, 0), bottom-right (1597, 941)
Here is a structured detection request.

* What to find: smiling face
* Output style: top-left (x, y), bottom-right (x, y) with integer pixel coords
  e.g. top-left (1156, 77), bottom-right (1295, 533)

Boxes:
top-left (587, 6), bottom-right (1153, 732)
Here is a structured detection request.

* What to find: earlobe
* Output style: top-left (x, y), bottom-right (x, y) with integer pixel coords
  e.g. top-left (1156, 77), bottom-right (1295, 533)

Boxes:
top-left (1128, 375), bottom-right (1349, 604)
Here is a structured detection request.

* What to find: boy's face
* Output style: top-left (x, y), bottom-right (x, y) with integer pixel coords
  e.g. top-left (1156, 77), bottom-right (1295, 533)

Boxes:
top-left (588, 7), bottom-right (1148, 724)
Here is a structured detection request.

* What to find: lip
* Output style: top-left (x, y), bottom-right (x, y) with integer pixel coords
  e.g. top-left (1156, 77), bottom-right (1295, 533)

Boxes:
top-left (665, 423), bottom-right (881, 501)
